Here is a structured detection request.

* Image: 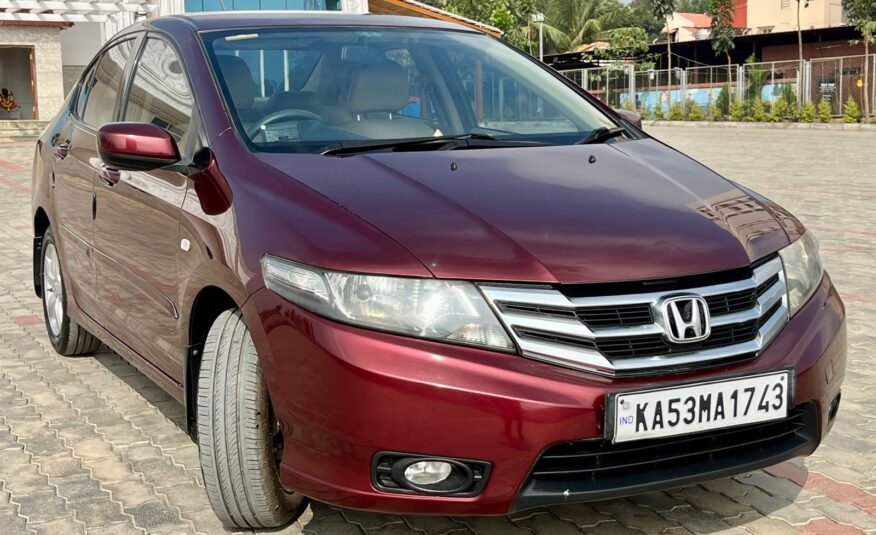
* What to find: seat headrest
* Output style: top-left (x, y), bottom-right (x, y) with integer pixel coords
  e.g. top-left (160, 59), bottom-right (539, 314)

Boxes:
top-left (265, 90), bottom-right (319, 113)
top-left (346, 62), bottom-right (410, 114)
top-left (217, 55), bottom-right (258, 110)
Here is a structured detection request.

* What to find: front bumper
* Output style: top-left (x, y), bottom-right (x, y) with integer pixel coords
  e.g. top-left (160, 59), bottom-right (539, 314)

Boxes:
top-left (243, 273), bottom-right (845, 515)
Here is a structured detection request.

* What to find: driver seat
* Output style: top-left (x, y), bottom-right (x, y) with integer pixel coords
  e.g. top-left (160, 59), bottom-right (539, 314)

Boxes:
top-left (340, 62), bottom-right (435, 139)
top-left (217, 55), bottom-right (259, 123)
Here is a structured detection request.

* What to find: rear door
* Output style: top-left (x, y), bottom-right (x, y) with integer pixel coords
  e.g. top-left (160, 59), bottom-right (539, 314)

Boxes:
top-left (92, 36), bottom-right (195, 381)
top-left (52, 38), bottom-right (137, 317)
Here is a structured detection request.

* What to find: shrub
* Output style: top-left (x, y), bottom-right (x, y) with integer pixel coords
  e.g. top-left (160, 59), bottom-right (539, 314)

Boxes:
top-left (770, 98), bottom-right (798, 122)
top-left (668, 102), bottom-right (685, 121)
top-left (779, 84), bottom-right (797, 109)
top-left (729, 99), bottom-right (746, 122)
top-left (709, 103), bottom-right (723, 121)
top-left (817, 100), bottom-right (833, 123)
top-left (749, 98), bottom-right (768, 122)
top-left (716, 84), bottom-right (731, 117)
top-left (654, 105), bottom-right (665, 120)
top-left (799, 101), bottom-right (817, 123)
top-left (686, 101), bottom-right (706, 121)
top-left (843, 96), bottom-right (863, 123)
top-left (638, 102), bottom-right (651, 119)
top-left (622, 100), bottom-right (636, 112)
top-left (770, 99), bottom-right (785, 122)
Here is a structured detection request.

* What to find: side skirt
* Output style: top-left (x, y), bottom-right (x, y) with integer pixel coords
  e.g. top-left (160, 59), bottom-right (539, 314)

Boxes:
top-left (69, 302), bottom-right (185, 405)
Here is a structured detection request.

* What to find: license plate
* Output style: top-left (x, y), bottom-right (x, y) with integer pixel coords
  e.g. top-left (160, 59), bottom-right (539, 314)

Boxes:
top-left (608, 370), bottom-right (793, 443)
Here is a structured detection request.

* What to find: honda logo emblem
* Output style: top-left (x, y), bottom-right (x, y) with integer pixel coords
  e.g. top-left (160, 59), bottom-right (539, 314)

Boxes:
top-left (660, 296), bottom-right (711, 344)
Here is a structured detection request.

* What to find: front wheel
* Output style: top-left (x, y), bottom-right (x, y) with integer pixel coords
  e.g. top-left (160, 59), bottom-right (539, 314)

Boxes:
top-left (40, 227), bottom-right (102, 356)
top-left (196, 309), bottom-right (306, 528)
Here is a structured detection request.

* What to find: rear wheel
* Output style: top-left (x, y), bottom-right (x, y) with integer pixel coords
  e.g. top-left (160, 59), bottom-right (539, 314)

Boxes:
top-left (40, 227), bottom-right (102, 356)
top-left (196, 309), bottom-right (306, 528)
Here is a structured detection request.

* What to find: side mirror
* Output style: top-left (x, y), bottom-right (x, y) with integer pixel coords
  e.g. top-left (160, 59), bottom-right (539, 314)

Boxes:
top-left (97, 123), bottom-right (181, 172)
top-left (614, 109), bottom-right (643, 129)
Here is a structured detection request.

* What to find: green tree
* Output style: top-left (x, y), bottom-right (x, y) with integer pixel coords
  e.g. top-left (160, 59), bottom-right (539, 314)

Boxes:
top-left (842, 0), bottom-right (876, 120)
top-left (676, 0), bottom-right (708, 11)
top-left (600, 26), bottom-right (650, 58)
top-left (707, 0), bottom-right (736, 74)
top-left (610, 4), bottom-right (665, 40)
top-left (744, 54), bottom-right (768, 103)
top-left (650, 0), bottom-right (678, 104)
top-left (432, 0), bottom-right (537, 48)
top-left (533, 0), bottom-right (624, 53)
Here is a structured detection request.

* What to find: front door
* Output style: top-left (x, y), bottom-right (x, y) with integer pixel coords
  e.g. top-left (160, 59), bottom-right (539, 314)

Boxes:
top-left (52, 38), bottom-right (136, 319)
top-left (93, 37), bottom-right (194, 382)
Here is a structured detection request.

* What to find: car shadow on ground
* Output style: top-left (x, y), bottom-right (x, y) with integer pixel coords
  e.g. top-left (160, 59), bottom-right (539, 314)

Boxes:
top-left (90, 348), bottom-right (806, 534)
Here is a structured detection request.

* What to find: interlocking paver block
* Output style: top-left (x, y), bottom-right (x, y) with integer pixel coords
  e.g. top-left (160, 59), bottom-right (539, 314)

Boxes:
top-left (1, 128), bottom-right (876, 533)
top-left (122, 501), bottom-right (190, 534)
top-left (14, 489), bottom-right (70, 524)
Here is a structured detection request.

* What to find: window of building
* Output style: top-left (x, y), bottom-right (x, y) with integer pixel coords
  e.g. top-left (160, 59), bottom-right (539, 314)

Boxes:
top-left (80, 39), bottom-right (135, 126)
top-left (124, 38), bottom-right (193, 141)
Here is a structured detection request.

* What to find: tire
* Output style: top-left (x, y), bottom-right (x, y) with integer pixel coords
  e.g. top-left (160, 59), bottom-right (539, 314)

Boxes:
top-left (40, 227), bottom-right (102, 356)
top-left (196, 309), bottom-right (306, 528)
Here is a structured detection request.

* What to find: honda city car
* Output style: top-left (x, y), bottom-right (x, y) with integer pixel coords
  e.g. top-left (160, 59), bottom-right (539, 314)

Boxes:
top-left (31, 12), bottom-right (845, 528)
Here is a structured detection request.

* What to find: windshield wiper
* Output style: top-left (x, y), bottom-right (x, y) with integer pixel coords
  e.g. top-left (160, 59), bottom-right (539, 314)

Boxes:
top-left (575, 126), bottom-right (627, 145)
top-left (321, 133), bottom-right (548, 156)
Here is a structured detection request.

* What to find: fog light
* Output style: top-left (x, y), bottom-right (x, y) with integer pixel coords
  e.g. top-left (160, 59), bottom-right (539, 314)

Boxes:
top-left (373, 452), bottom-right (490, 497)
top-left (404, 461), bottom-right (453, 485)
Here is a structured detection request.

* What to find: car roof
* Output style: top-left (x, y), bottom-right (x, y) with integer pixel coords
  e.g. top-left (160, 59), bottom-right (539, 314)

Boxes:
top-left (165, 11), bottom-right (482, 33)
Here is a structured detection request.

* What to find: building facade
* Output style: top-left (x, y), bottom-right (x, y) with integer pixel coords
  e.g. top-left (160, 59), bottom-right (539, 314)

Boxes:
top-left (0, 24), bottom-right (65, 120)
top-left (746, 0), bottom-right (846, 34)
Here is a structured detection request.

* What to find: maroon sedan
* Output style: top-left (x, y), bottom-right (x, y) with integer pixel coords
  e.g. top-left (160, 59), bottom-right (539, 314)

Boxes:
top-left (31, 12), bottom-right (845, 529)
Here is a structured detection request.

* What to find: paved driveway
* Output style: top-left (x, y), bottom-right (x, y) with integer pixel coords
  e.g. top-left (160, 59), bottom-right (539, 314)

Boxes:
top-left (0, 127), bottom-right (874, 535)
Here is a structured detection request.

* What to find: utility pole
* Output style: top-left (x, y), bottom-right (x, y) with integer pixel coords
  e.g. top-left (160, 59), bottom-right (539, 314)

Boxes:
top-left (533, 13), bottom-right (545, 62)
top-left (796, 0), bottom-right (812, 108)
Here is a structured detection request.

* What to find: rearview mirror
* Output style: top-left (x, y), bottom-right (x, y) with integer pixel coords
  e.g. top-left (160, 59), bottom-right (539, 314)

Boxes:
top-left (614, 109), bottom-right (643, 129)
top-left (98, 123), bottom-right (181, 172)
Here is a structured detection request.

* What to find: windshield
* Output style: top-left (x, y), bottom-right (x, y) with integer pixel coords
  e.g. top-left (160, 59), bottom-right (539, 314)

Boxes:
top-left (202, 27), bottom-right (619, 153)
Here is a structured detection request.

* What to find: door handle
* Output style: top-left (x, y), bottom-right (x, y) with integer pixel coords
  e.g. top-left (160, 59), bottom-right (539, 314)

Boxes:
top-left (53, 142), bottom-right (69, 160)
top-left (98, 165), bottom-right (121, 187)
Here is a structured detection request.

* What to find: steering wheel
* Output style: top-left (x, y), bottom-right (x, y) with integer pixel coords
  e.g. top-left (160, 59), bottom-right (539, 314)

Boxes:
top-left (247, 108), bottom-right (328, 140)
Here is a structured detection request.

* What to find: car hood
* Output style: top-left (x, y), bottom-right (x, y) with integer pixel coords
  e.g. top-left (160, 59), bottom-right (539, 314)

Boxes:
top-left (255, 139), bottom-right (790, 284)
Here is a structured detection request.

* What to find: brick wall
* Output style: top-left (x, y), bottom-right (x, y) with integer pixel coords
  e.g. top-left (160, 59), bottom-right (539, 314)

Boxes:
top-left (0, 26), bottom-right (64, 120)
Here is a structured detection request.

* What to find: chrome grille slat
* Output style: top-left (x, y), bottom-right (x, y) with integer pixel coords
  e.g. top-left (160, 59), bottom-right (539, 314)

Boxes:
top-left (710, 278), bottom-right (784, 327)
top-left (479, 257), bottom-right (789, 376)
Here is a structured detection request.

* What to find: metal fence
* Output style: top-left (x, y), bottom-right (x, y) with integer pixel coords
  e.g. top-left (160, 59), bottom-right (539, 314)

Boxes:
top-left (810, 55), bottom-right (876, 117)
top-left (559, 55), bottom-right (876, 118)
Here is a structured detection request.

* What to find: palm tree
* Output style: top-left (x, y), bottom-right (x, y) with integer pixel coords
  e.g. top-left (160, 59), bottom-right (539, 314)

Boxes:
top-left (524, 0), bottom-right (621, 53)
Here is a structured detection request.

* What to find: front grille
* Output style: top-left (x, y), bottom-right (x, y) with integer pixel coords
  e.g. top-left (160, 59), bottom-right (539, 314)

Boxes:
top-left (479, 257), bottom-right (789, 376)
top-left (706, 274), bottom-right (780, 316)
top-left (577, 305), bottom-right (653, 328)
top-left (516, 300), bottom-right (782, 360)
top-left (514, 403), bottom-right (818, 510)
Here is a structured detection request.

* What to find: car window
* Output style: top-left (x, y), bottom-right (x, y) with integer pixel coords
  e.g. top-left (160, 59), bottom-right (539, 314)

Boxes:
top-left (124, 38), bottom-right (193, 141)
top-left (74, 63), bottom-right (97, 119)
top-left (81, 39), bottom-right (135, 127)
top-left (446, 50), bottom-right (578, 134)
top-left (203, 28), bottom-right (618, 153)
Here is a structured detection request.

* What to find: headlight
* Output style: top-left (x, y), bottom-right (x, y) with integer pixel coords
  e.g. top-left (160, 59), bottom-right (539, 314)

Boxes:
top-left (779, 233), bottom-right (823, 315)
top-left (262, 256), bottom-right (514, 351)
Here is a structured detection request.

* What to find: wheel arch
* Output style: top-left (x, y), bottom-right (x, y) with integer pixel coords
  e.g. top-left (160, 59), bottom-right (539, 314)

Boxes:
top-left (33, 207), bottom-right (51, 298)
top-left (185, 284), bottom-right (239, 438)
